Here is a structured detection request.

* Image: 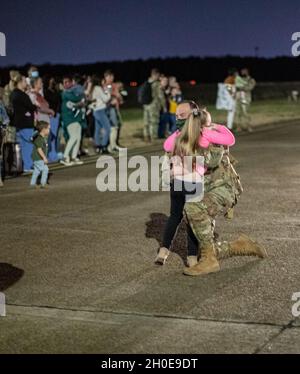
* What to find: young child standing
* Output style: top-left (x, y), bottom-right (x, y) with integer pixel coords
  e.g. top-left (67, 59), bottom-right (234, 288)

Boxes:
top-left (30, 121), bottom-right (50, 189)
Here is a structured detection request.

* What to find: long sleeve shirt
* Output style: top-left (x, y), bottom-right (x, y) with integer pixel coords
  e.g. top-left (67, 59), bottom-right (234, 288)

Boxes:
top-left (163, 124), bottom-right (235, 179)
top-left (91, 86), bottom-right (111, 111)
top-left (164, 124), bottom-right (235, 153)
top-left (10, 89), bottom-right (37, 129)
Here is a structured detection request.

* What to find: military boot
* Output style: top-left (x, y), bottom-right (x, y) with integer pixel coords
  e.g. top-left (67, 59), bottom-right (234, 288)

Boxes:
top-left (217, 234), bottom-right (267, 259)
top-left (183, 243), bottom-right (220, 276)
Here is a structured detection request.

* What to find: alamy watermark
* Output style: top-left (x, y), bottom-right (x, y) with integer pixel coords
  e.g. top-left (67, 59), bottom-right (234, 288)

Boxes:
top-left (96, 149), bottom-right (204, 203)
top-left (292, 292), bottom-right (300, 317)
top-left (291, 32), bottom-right (300, 57)
top-left (0, 292), bottom-right (6, 317)
top-left (0, 32), bottom-right (6, 56)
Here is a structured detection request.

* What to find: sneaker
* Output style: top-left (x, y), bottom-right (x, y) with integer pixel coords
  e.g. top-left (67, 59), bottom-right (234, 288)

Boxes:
top-left (102, 147), bottom-right (111, 155)
top-left (60, 158), bottom-right (73, 166)
top-left (107, 146), bottom-right (118, 154)
top-left (72, 158), bottom-right (84, 165)
top-left (40, 184), bottom-right (48, 189)
top-left (154, 247), bottom-right (170, 266)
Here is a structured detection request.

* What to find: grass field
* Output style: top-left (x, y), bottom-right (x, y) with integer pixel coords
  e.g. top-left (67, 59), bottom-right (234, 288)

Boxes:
top-left (119, 99), bottom-right (300, 148)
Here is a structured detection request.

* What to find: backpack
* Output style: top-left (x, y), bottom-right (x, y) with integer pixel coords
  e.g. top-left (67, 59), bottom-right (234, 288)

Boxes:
top-left (137, 81), bottom-right (153, 105)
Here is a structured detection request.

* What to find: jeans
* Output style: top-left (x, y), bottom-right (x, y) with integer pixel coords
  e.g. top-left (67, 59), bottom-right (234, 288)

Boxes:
top-left (162, 180), bottom-right (199, 256)
top-left (16, 128), bottom-right (34, 171)
top-left (64, 122), bottom-right (81, 160)
top-left (158, 112), bottom-right (170, 138)
top-left (30, 160), bottom-right (49, 186)
top-left (48, 114), bottom-right (60, 162)
top-left (93, 108), bottom-right (111, 148)
top-left (169, 114), bottom-right (177, 133)
top-left (106, 106), bottom-right (119, 127)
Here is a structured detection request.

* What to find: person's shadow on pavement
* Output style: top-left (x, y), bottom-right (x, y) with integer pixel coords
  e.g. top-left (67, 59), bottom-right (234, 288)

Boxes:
top-left (0, 263), bottom-right (24, 292)
top-left (145, 212), bottom-right (187, 263)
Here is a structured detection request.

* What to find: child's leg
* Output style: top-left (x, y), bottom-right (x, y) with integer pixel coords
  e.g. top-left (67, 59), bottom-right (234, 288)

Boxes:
top-left (187, 224), bottom-right (199, 256)
top-left (162, 181), bottom-right (186, 249)
top-left (30, 161), bottom-right (41, 186)
top-left (155, 181), bottom-right (186, 264)
top-left (40, 163), bottom-right (49, 186)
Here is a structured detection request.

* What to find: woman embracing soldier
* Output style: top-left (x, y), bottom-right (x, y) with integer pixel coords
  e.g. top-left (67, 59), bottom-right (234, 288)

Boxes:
top-left (155, 101), bottom-right (267, 275)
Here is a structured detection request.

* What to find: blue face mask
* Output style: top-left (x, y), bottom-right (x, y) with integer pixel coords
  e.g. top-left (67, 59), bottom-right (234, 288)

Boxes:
top-left (31, 71), bottom-right (39, 78)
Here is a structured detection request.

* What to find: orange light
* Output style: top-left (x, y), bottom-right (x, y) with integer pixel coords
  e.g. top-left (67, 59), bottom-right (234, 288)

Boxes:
top-left (130, 81), bottom-right (138, 87)
top-left (190, 80), bottom-right (196, 86)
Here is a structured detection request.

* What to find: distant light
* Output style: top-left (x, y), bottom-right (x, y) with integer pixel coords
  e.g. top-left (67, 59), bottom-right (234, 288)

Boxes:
top-left (190, 80), bottom-right (196, 86)
top-left (130, 81), bottom-right (138, 87)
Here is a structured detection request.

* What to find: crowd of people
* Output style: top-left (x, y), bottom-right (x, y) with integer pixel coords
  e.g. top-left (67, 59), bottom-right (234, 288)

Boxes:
top-left (0, 66), bottom-right (185, 187)
top-left (0, 66), bottom-right (128, 185)
top-left (0, 65), bottom-right (256, 189)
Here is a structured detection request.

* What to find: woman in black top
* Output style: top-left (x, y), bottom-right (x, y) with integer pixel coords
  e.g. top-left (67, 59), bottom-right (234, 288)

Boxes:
top-left (10, 74), bottom-right (37, 172)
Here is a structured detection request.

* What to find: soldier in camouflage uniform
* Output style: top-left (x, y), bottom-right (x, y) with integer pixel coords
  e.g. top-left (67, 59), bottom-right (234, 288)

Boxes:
top-left (3, 70), bottom-right (19, 114)
top-left (235, 68), bottom-right (256, 132)
top-left (143, 69), bottom-right (166, 142)
top-left (183, 142), bottom-right (267, 276)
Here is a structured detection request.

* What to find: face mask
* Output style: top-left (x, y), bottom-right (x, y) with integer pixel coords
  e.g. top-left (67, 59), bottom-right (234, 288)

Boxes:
top-left (31, 71), bottom-right (39, 78)
top-left (176, 118), bottom-right (186, 129)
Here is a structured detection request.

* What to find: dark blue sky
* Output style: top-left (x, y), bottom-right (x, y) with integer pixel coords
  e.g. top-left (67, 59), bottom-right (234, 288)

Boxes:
top-left (0, 0), bottom-right (299, 67)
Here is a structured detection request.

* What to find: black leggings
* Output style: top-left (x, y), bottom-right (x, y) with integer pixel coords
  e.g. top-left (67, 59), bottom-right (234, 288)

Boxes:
top-left (162, 180), bottom-right (199, 256)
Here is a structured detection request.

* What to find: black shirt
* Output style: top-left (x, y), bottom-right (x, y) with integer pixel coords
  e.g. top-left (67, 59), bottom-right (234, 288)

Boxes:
top-left (44, 88), bottom-right (62, 116)
top-left (10, 89), bottom-right (36, 129)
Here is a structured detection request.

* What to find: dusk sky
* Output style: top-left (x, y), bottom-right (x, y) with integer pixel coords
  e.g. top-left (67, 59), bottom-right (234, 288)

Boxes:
top-left (0, 0), bottom-right (299, 67)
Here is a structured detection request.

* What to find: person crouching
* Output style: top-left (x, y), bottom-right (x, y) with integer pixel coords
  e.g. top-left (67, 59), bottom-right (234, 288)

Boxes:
top-left (30, 121), bottom-right (50, 189)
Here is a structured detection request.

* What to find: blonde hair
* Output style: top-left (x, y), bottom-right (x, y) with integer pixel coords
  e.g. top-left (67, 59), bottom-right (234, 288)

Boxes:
top-left (173, 109), bottom-right (208, 158)
top-left (11, 72), bottom-right (23, 88)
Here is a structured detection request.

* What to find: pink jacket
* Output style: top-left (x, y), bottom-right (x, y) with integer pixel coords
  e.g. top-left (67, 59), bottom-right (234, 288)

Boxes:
top-left (164, 124), bottom-right (235, 152)
top-left (163, 124), bottom-right (235, 177)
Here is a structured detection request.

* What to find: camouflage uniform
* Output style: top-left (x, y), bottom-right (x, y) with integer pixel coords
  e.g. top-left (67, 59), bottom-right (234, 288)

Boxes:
top-left (235, 75), bottom-right (256, 131)
top-left (184, 146), bottom-right (243, 255)
top-left (3, 81), bottom-right (16, 114)
top-left (143, 80), bottom-right (165, 140)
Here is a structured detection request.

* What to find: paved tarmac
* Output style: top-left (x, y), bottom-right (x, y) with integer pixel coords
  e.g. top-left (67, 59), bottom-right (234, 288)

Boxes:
top-left (0, 122), bottom-right (300, 353)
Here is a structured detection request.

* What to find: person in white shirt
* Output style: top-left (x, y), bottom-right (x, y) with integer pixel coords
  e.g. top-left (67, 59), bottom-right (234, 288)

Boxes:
top-left (89, 75), bottom-right (111, 153)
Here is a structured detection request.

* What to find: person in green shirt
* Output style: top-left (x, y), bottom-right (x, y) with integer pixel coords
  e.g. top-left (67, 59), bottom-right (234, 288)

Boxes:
top-left (30, 121), bottom-right (50, 188)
